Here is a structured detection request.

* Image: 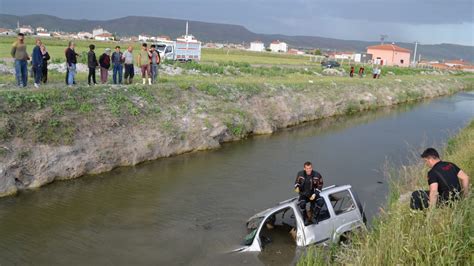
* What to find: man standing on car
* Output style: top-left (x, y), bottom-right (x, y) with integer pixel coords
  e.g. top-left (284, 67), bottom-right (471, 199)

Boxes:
top-left (294, 161), bottom-right (324, 224)
top-left (411, 148), bottom-right (470, 210)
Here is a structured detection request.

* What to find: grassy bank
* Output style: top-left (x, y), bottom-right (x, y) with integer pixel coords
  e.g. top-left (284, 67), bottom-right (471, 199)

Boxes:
top-left (1, 76), bottom-right (472, 147)
top-left (299, 120), bottom-right (474, 265)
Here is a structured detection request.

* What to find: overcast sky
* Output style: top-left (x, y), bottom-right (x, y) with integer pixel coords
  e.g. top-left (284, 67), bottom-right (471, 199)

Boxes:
top-left (1, 0), bottom-right (473, 45)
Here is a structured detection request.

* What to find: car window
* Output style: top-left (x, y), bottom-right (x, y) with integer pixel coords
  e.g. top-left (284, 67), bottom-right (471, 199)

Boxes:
top-left (329, 190), bottom-right (356, 215)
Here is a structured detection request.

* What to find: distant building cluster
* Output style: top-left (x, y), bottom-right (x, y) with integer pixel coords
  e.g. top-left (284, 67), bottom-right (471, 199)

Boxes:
top-left (0, 20), bottom-right (118, 41)
top-left (1, 20), bottom-right (470, 69)
top-left (418, 59), bottom-right (474, 72)
top-left (249, 40), bottom-right (290, 53)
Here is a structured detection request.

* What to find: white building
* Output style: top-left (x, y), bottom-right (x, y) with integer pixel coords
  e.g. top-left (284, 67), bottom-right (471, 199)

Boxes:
top-left (269, 40), bottom-right (288, 53)
top-left (249, 41), bottom-right (265, 52)
top-left (353, 53), bottom-right (373, 63)
top-left (156, 35), bottom-right (171, 42)
top-left (0, 28), bottom-right (15, 36)
top-left (287, 49), bottom-right (305, 55)
top-left (77, 32), bottom-right (93, 39)
top-left (139, 34), bottom-right (160, 42)
top-left (36, 32), bottom-right (51, 37)
top-left (333, 52), bottom-right (355, 60)
top-left (19, 25), bottom-right (34, 34)
top-left (94, 33), bottom-right (114, 41)
top-left (36, 27), bottom-right (46, 33)
top-left (92, 27), bottom-right (110, 37)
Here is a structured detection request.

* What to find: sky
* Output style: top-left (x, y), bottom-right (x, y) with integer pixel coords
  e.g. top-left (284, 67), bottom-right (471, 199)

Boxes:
top-left (1, 0), bottom-right (473, 45)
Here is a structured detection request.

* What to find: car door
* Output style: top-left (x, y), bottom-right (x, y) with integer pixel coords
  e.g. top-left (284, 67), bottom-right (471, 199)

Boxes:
top-left (302, 197), bottom-right (334, 245)
top-left (328, 189), bottom-right (361, 241)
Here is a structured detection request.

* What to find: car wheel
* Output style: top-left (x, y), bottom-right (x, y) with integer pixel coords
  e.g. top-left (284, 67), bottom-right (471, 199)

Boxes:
top-left (339, 231), bottom-right (353, 246)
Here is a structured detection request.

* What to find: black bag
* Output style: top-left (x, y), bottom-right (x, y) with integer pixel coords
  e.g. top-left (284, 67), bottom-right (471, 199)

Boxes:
top-left (410, 190), bottom-right (429, 210)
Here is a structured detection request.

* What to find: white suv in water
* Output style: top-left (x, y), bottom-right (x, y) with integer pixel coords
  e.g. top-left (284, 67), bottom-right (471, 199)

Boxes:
top-left (235, 185), bottom-right (367, 252)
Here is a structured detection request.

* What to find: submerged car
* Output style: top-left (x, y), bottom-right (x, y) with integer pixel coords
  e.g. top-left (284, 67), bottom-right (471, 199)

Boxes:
top-left (235, 185), bottom-right (366, 252)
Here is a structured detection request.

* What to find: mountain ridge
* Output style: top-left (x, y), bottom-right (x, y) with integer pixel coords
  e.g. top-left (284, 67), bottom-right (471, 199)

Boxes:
top-left (1, 14), bottom-right (472, 62)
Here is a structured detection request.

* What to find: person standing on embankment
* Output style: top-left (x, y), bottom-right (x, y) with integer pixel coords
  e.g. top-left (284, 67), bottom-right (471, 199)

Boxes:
top-left (123, 46), bottom-right (134, 84)
top-left (150, 44), bottom-right (161, 84)
top-left (138, 43), bottom-right (152, 85)
top-left (31, 38), bottom-right (43, 88)
top-left (99, 48), bottom-right (111, 84)
top-left (65, 41), bottom-right (79, 86)
top-left (11, 33), bottom-right (29, 88)
top-left (40, 43), bottom-right (50, 84)
top-left (87, 44), bottom-right (98, 86)
top-left (111, 46), bottom-right (124, 84)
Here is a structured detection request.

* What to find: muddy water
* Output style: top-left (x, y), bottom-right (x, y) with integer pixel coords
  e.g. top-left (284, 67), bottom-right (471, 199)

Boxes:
top-left (0, 92), bottom-right (473, 265)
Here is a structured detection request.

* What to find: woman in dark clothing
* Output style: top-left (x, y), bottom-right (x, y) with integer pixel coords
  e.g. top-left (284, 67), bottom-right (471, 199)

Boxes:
top-left (87, 44), bottom-right (98, 85)
top-left (99, 48), bottom-right (111, 84)
top-left (40, 44), bottom-right (50, 83)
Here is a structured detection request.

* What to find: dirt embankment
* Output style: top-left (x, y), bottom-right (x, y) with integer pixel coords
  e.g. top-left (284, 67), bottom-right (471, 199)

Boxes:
top-left (0, 77), bottom-right (472, 197)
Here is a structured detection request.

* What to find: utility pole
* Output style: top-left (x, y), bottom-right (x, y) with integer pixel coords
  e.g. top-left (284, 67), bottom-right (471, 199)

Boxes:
top-left (185, 21), bottom-right (189, 61)
top-left (412, 41), bottom-right (418, 65)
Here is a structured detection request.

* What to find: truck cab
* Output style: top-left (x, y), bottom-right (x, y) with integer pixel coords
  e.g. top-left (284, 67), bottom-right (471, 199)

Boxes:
top-left (236, 185), bottom-right (366, 252)
top-left (155, 42), bottom-right (175, 61)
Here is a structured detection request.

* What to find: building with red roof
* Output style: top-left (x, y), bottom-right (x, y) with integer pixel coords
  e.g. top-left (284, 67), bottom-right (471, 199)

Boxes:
top-left (367, 44), bottom-right (411, 67)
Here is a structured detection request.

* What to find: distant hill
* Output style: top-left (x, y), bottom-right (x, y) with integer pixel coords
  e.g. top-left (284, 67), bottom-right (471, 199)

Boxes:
top-left (1, 14), bottom-right (473, 62)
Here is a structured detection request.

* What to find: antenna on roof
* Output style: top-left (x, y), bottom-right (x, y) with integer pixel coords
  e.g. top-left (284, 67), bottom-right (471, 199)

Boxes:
top-left (380, 34), bottom-right (388, 45)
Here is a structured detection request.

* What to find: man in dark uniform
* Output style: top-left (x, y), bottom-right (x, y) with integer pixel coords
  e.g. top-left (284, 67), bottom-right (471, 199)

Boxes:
top-left (294, 161), bottom-right (324, 224)
top-left (411, 148), bottom-right (470, 210)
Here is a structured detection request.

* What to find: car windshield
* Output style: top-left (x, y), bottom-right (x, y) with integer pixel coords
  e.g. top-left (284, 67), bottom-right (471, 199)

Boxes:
top-left (156, 45), bottom-right (166, 52)
top-left (243, 216), bottom-right (264, 245)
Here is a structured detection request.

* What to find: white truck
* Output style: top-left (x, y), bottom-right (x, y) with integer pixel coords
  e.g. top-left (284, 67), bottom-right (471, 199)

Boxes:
top-left (155, 36), bottom-right (202, 62)
top-left (155, 22), bottom-right (202, 62)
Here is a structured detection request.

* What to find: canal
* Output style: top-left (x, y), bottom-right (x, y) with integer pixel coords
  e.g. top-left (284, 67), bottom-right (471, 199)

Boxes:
top-left (0, 92), bottom-right (472, 265)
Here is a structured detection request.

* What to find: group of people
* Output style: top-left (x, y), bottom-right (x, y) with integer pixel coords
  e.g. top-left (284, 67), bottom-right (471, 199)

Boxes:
top-left (11, 33), bottom-right (50, 88)
top-left (293, 147), bottom-right (469, 225)
top-left (11, 33), bottom-right (162, 88)
top-left (84, 42), bottom-right (161, 86)
top-left (349, 65), bottom-right (381, 79)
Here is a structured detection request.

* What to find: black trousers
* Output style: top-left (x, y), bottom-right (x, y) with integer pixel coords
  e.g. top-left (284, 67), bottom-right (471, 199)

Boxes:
top-left (88, 67), bottom-right (96, 85)
top-left (124, 64), bottom-right (134, 83)
top-left (410, 190), bottom-right (429, 210)
top-left (41, 64), bottom-right (48, 83)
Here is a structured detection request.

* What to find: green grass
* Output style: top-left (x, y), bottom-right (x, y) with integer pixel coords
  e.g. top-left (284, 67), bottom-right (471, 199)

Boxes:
top-left (201, 48), bottom-right (316, 65)
top-left (299, 120), bottom-right (474, 265)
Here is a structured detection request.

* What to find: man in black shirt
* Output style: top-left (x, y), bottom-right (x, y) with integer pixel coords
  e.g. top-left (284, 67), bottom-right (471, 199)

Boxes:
top-left (411, 148), bottom-right (469, 210)
top-left (65, 42), bottom-right (79, 86)
top-left (294, 161), bottom-right (324, 223)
